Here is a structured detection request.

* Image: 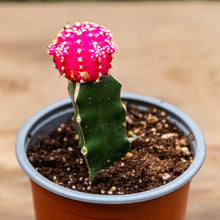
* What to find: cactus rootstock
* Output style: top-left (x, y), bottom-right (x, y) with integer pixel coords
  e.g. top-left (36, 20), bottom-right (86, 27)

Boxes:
top-left (48, 22), bottom-right (116, 82)
top-left (48, 22), bottom-right (130, 183)
top-left (68, 75), bottom-right (130, 182)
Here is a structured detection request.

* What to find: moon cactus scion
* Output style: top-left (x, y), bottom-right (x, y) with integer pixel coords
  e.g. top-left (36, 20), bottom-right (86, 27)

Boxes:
top-left (48, 22), bottom-right (117, 83)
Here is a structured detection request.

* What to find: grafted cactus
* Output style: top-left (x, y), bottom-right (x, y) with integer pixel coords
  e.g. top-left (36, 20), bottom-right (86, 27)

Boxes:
top-left (48, 22), bottom-right (130, 182)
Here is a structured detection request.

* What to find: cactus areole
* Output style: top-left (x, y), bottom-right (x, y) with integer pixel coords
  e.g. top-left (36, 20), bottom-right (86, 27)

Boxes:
top-left (48, 22), bottom-right (130, 182)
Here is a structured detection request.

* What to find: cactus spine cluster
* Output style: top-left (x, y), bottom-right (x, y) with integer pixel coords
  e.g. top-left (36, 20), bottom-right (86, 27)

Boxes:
top-left (48, 22), bottom-right (130, 183)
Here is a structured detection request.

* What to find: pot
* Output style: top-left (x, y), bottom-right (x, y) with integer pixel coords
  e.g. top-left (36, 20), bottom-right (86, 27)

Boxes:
top-left (16, 93), bottom-right (206, 220)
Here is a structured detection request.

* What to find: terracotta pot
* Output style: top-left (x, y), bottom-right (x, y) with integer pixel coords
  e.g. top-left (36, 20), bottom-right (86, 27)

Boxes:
top-left (16, 93), bottom-right (206, 220)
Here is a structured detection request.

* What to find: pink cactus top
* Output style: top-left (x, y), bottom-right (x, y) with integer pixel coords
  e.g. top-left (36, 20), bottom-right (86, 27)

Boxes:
top-left (48, 22), bottom-right (117, 82)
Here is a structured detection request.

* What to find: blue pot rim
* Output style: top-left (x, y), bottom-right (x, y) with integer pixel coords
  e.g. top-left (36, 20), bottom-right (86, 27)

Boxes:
top-left (15, 93), bottom-right (206, 204)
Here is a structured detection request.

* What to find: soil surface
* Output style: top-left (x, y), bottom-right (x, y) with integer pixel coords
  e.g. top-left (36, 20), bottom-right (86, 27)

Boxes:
top-left (27, 103), bottom-right (193, 195)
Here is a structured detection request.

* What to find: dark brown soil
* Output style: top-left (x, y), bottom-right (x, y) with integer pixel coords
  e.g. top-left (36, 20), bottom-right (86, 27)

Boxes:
top-left (27, 103), bottom-right (193, 195)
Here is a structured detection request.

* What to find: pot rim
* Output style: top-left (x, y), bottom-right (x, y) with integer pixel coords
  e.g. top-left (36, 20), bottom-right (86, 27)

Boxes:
top-left (15, 92), bottom-right (206, 204)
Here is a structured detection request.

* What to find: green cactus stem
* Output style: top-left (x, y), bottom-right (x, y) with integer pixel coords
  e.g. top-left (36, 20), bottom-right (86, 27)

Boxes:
top-left (68, 75), bottom-right (130, 183)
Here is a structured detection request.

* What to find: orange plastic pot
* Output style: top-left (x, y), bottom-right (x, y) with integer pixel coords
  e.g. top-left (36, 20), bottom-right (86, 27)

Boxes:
top-left (30, 179), bottom-right (191, 220)
top-left (16, 93), bottom-right (206, 220)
